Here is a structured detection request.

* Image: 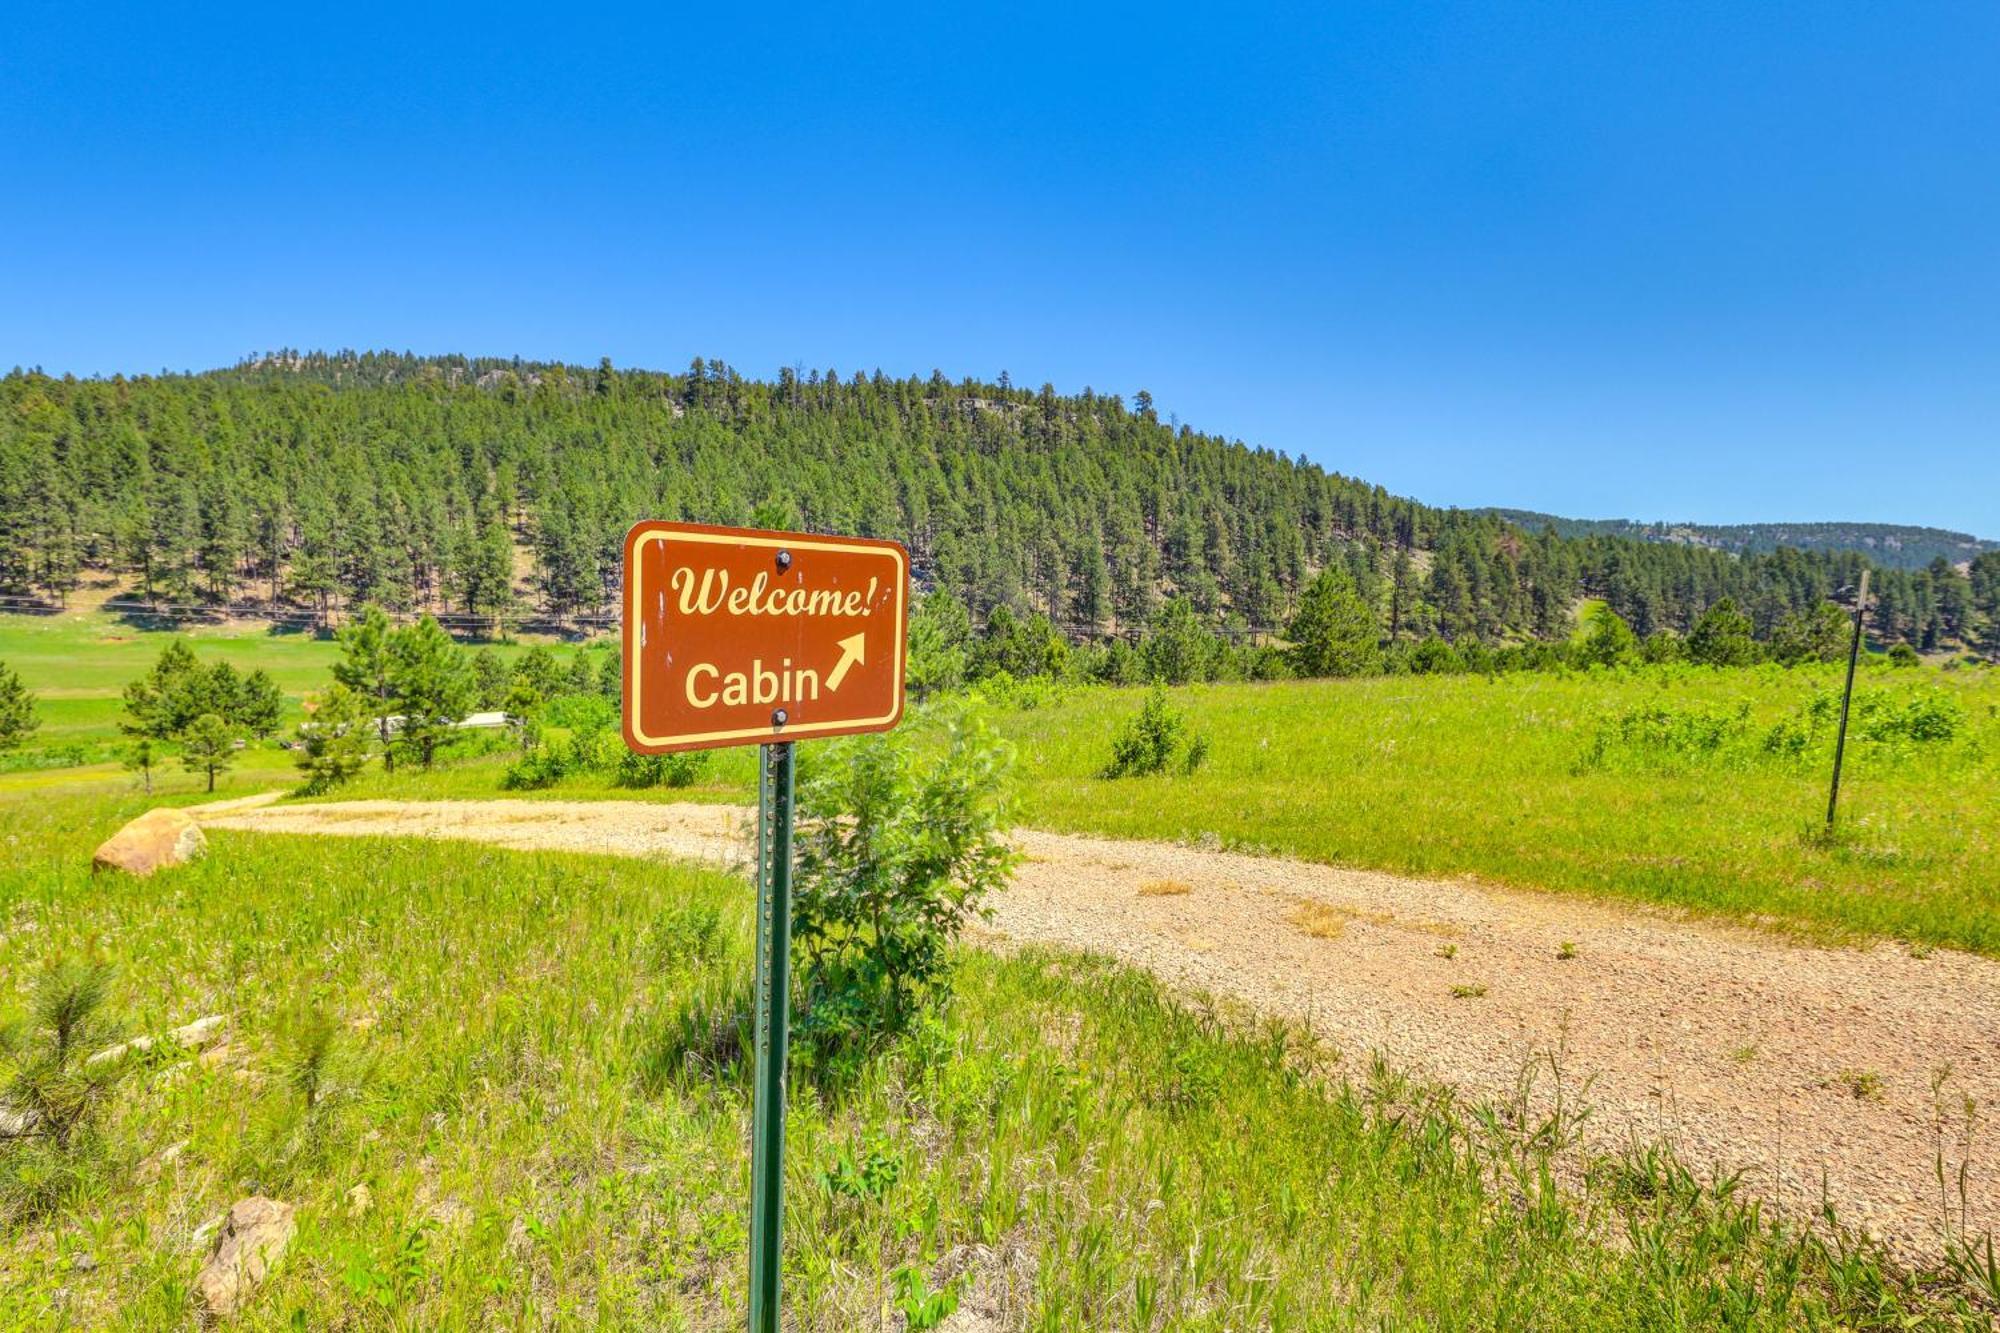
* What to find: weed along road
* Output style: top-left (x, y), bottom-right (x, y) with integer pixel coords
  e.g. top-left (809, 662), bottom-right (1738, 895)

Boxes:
top-left (205, 795), bottom-right (2000, 1268)
top-left (620, 521), bottom-right (909, 1333)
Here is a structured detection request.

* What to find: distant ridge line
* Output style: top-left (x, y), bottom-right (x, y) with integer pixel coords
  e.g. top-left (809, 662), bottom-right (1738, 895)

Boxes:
top-left (1479, 509), bottom-right (1997, 571)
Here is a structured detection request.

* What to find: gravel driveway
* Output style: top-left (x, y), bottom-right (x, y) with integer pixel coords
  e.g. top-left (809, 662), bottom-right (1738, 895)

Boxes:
top-left (204, 796), bottom-right (2000, 1264)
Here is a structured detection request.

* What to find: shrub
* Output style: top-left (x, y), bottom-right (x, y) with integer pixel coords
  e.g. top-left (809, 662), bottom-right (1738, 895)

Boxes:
top-left (1640, 631), bottom-right (1686, 664)
top-left (501, 746), bottom-right (571, 790)
top-left (1241, 644), bottom-right (1294, 681)
top-left (1398, 637), bottom-right (1464, 675)
top-left (1103, 686), bottom-right (1208, 778)
top-left (973, 671), bottom-right (1064, 711)
top-left (648, 904), bottom-right (723, 970)
top-left (1092, 638), bottom-right (1143, 686)
top-left (505, 695), bottom-right (623, 789)
top-left (790, 704), bottom-right (1016, 1065)
top-left (615, 749), bottom-right (711, 789)
top-left (542, 692), bottom-right (617, 731)
top-left (0, 743), bottom-right (95, 775)
top-left (1581, 701), bottom-right (1753, 770)
top-left (1859, 687), bottom-right (1965, 745)
top-left (1764, 685), bottom-right (1967, 761)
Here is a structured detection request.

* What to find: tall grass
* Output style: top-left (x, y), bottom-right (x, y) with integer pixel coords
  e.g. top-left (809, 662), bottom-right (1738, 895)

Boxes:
top-left (1, 792), bottom-right (1993, 1326)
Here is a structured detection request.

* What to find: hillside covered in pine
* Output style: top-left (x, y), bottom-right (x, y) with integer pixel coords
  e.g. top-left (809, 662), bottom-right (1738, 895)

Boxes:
top-left (1484, 509), bottom-right (1998, 571)
top-left (2, 351), bottom-right (1996, 655)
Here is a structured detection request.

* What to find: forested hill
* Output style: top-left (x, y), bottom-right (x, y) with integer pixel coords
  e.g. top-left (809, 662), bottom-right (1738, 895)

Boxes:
top-left (1485, 509), bottom-right (1998, 571)
top-left (2, 350), bottom-right (1996, 654)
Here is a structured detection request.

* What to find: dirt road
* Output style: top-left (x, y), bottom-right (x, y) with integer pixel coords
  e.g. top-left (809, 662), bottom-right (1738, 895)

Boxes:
top-left (204, 797), bottom-right (1999, 1262)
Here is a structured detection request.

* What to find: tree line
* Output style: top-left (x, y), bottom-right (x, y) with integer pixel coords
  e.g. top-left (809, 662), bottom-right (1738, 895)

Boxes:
top-left (3, 351), bottom-right (1997, 658)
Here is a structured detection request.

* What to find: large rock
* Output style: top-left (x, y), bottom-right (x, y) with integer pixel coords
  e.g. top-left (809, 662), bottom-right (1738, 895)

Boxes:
top-left (194, 1196), bottom-right (295, 1318)
top-left (87, 1013), bottom-right (230, 1068)
top-left (91, 808), bottom-right (206, 877)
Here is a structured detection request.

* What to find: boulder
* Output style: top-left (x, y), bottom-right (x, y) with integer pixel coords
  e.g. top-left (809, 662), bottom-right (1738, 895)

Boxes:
top-left (194, 1196), bottom-right (296, 1318)
top-left (92, 808), bottom-right (206, 877)
top-left (88, 1013), bottom-right (230, 1067)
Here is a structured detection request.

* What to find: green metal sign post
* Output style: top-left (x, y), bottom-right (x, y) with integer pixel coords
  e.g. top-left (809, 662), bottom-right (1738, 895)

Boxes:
top-left (749, 740), bottom-right (796, 1333)
top-left (620, 522), bottom-right (910, 1332)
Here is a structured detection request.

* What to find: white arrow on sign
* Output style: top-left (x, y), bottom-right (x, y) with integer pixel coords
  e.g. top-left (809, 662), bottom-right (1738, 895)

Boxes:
top-left (826, 633), bottom-right (866, 692)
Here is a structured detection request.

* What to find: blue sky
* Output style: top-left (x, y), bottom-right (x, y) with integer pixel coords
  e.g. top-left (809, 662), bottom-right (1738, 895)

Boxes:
top-left (4, 2), bottom-right (1997, 535)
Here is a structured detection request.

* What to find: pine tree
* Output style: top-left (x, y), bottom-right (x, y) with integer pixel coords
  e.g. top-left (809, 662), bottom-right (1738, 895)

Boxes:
top-left (1576, 604), bottom-right (1639, 668)
top-left (197, 472), bottom-right (246, 599)
top-left (294, 685), bottom-right (374, 793)
top-left (1141, 597), bottom-right (1218, 685)
top-left (1769, 602), bottom-right (1852, 665)
top-left (236, 669), bottom-right (286, 738)
top-left (1687, 598), bottom-right (1760, 666)
top-left (123, 737), bottom-right (157, 794)
top-left (450, 503), bottom-right (515, 629)
top-left (907, 590), bottom-right (972, 699)
top-left (180, 713), bottom-right (238, 792)
top-left (0, 354), bottom-right (1962, 659)
top-left (385, 615), bottom-right (471, 768)
top-left (0, 659), bottom-right (39, 751)
top-left (511, 644), bottom-right (564, 700)
top-left (470, 646), bottom-right (510, 710)
top-left (121, 640), bottom-right (203, 741)
top-left (333, 604), bottom-right (397, 772)
top-left (1287, 567), bottom-right (1381, 677)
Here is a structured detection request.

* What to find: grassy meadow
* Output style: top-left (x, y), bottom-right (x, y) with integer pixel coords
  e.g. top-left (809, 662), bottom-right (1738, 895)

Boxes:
top-left (0, 610), bottom-right (609, 801)
top-left (5, 609), bottom-right (1998, 952)
top-left (4, 791), bottom-right (1994, 1328)
top-left (999, 664), bottom-right (2000, 953)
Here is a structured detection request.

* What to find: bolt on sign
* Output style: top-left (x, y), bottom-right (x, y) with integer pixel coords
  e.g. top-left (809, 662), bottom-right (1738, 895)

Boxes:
top-left (622, 520), bottom-right (908, 752)
top-left (620, 519), bottom-right (908, 1333)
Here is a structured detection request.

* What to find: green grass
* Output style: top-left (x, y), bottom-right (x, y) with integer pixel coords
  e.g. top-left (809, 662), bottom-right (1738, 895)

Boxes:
top-left (997, 667), bottom-right (2000, 954)
top-left (346, 661), bottom-right (2000, 956)
top-left (3, 792), bottom-right (1991, 1328)
top-left (0, 610), bottom-right (610, 800)
top-left (0, 610), bottom-right (347, 747)
top-left (8, 608), bottom-right (1999, 954)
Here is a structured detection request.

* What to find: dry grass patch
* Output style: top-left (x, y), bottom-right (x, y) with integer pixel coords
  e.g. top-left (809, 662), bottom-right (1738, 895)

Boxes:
top-left (1288, 901), bottom-right (1350, 940)
top-left (1139, 879), bottom-right (1193, 897)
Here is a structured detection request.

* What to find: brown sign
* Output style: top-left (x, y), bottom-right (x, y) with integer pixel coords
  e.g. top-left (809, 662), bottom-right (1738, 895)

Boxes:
top-left (621, 521), bottom-right (909, 753)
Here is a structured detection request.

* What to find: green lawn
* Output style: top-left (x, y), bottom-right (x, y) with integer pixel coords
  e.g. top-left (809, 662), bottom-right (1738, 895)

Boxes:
top-left (2, 791), bottom-right (1989, 1328)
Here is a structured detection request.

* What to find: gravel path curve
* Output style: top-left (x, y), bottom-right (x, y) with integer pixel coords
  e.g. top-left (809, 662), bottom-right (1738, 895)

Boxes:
top-left (203, 797), bottom-right (2000, 1263)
